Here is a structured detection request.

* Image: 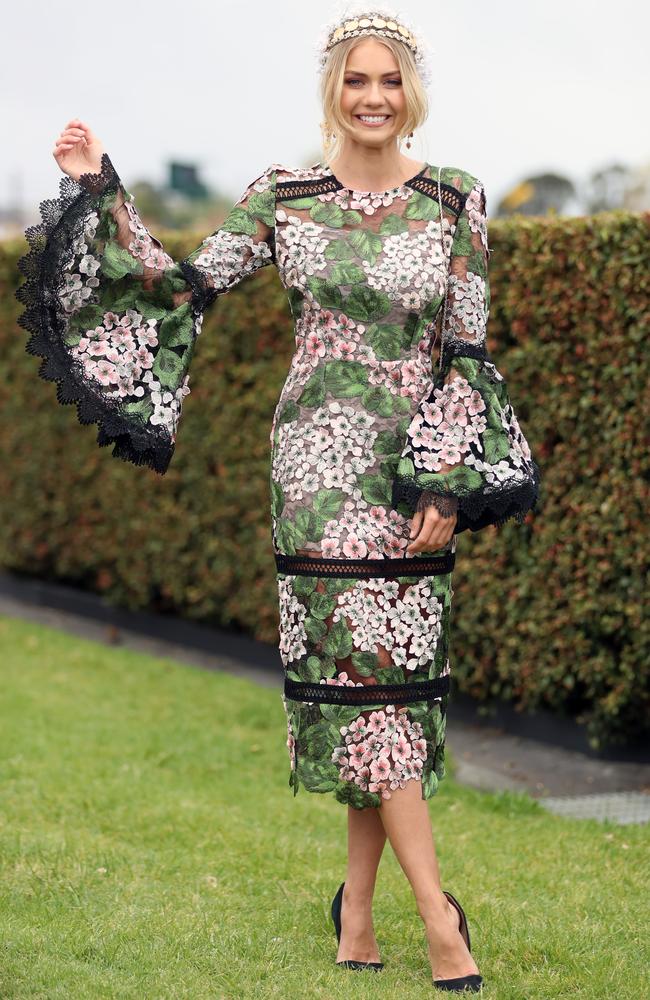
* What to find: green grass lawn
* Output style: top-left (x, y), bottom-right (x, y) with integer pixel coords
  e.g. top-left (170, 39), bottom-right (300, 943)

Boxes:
top-left (0, 614), bottom-right (647, 999)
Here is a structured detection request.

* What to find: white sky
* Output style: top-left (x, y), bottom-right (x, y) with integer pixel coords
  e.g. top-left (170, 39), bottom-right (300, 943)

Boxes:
top-left (3, 0), bottom-right (648, 217)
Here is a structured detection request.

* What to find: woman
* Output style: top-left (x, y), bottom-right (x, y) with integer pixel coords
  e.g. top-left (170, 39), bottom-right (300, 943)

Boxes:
top-left (16, 5), bottom-right (540, 992)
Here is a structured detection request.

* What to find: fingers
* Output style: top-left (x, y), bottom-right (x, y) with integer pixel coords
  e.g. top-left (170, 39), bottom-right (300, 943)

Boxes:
top-left (406, 507), bottom-right (455, 555)
top-left (53, 119), bottom-right (92, 154)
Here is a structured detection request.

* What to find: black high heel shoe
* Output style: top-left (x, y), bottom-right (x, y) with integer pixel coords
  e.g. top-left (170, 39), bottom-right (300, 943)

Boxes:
top-left (330, 881), bottom-right (384, 971)
top-left (432, 890), bottom-right (483, 993)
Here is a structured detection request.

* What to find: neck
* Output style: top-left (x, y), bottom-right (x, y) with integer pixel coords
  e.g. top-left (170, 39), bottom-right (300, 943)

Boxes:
top-left (327, 141), bottom-right (422, 190)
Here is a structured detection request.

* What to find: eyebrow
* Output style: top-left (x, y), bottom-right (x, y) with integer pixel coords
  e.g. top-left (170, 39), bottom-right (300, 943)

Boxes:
top-left (344, 70), bottom-right (401, 76)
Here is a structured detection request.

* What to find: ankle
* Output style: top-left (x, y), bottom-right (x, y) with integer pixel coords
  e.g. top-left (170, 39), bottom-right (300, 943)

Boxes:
top-left (417, 890), bottom-right (454, 929)
top-left (342, 882), bottom-right (375, 909)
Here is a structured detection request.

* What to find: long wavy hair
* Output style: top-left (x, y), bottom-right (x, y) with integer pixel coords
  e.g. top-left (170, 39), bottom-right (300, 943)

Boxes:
top-left (319, 34), bottom-right (429, 165)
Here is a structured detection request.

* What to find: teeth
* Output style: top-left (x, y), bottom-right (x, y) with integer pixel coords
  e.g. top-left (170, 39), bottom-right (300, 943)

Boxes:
top-left (358, 115), bottom-right (389, 122)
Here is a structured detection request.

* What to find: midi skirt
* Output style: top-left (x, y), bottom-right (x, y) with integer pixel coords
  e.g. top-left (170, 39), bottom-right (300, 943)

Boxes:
top-left (276, 537), bottom-right (456, 811)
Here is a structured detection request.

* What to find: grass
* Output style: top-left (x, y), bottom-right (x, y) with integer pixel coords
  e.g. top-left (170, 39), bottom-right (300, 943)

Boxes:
top-left (0, 614), bottom-right (647, 999)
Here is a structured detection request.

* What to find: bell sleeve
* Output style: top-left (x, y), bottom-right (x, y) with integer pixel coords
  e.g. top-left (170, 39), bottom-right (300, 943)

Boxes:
top-left (15, 152), bottom-right (277, 473)
top-left (391, 177), bottom-right (541, 533)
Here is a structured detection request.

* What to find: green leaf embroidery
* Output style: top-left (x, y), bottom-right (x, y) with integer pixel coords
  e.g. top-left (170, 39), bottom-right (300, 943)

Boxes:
top-left (347, 229), bottom-right (383, 266)
top-left (324, 240), bottom-right (355, 261)
top-left (310, 202), bottom-right (347, 228)
top-left (220, 206), bottom-right (257, 236)
top-left (271, 480), bottom-right (284, 519)
top-left (322, 618), bottom-right (353, 659)
top-left (379, 213), bottom-right (409, 235)
top-left (404, 191), bottom-right (440, 222)
top-left (366, 322), bottom-right (412, 359)
top-left (122, 398), bottom-right (154, 421)
top-left (359, 473), bottom-right (392, 506)
top-left (312, 488), bottom-right (345, 519)
top-left (280, 196), bottom-right (316, 210)
top-left (247, 190), bottom-right (275, 227)
top-left (158, 306), bottom-right (195, 349)
top-left (101, 241), bottom-right (143, 280)
top-left (343, 285), bottom-right (391, 322)
top-left (278, 400), bottom-right (300, 423)
top-left (361, 385), bottom-right (394, 418)
top-left (297, 370), bottom-right (326, 409)
top-left (308, 592), bottom-right (338, 620)
top-left (323, 361), bottom-right (368, 398)
top-left (304, 615), bottom-right (327, 644)
top-left (306, 277), bottom-right (343, 310)
top-left (350, 652), bottom-right (380, 676)
top-left (330, 261), bottom-right (366, 285)
top-left (152, 347), bottom-right (185, 388)
top-left (374, 430), bottom-right (402, 455)
top-left (275, 518), bottom-right (297, 554)
top-left (452, 215), bottom-right (474, 257)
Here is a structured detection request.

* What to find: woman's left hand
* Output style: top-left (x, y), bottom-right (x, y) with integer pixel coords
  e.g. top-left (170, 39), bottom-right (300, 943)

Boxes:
top-left (407, 506), bottom-right (457, 554)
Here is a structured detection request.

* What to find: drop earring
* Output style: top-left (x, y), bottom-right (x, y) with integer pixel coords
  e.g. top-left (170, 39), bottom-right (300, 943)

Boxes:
top-left (405, 130), bottom-right (414, 150)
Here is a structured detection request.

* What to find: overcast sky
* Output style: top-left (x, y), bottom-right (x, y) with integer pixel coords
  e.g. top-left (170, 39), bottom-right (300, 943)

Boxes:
top-left (3, 0), bottom-right (648, 218)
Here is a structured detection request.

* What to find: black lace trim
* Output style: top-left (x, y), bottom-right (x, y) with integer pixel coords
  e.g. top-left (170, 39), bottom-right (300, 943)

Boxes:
top-left (276, 173), bottom-right (465, 216)
top-left (275, 551), bottom-right (455, 578)
top-left (392, 459), bottom-right (542, 534)
top-left (284, 674), bottom-right (450, 705)
top-left (440, 338), bottom-right (490, 370)
top-left (178, 259), bottom-right (217, 314)
top-left (405, 176), bottom-right (466, 216)
top-left (416, 492), bottom-right (459, 517)
top-left (14, 153), bottom-right (205, 475)
top-left (276, 177), bottom-right (343, 199)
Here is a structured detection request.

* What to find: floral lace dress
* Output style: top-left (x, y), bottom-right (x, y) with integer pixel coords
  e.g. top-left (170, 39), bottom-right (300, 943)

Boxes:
top-left (16, 154), bottom-right (541, 810)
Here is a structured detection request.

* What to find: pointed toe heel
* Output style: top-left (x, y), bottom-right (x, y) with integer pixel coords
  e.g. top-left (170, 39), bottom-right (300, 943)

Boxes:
top-left (433, 973), bottom-right (483, 992)
top-left (330, 881), bottom-right (384, 972)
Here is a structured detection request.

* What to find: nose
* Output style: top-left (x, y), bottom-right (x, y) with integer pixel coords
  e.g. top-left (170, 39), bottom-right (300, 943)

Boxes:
top-left (359, 82), bottom-right (389, 110)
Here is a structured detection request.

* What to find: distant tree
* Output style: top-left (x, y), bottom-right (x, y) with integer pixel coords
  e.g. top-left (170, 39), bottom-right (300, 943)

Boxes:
top-left (497, 172), bottom-right (578, 217)
top-left (584, 163), bottom-right (629, 212)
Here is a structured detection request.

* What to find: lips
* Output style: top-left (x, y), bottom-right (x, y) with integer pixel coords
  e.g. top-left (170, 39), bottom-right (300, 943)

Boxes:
top-left (355, 114), bottom-right (391, 127)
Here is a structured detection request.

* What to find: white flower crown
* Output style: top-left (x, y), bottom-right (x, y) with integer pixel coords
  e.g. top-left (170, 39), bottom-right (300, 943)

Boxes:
top-left (314, 1), bottom-right (434, 88)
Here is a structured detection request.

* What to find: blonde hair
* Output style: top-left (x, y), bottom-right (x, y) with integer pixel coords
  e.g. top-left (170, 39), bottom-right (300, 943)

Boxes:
top-left (319, 35), bottom-right (429, 165)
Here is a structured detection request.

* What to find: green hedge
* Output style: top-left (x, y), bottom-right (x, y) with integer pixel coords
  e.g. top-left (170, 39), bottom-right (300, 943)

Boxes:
top-left (2, 209), bottom-right (648, 750)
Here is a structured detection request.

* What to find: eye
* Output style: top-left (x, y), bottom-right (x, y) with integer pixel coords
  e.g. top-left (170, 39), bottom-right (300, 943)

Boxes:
top-left (385, 79), bottom-right (401, 86)
top-left (345, 78), bottom-right (364, 86)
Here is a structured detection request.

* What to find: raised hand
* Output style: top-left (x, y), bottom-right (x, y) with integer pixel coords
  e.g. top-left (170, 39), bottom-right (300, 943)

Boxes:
top-left (53, 119), bottom-right (104, 181)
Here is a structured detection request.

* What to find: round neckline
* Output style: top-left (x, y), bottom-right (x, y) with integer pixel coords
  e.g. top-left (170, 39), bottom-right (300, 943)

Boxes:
top-left (316, 160), bottom-right (429, 196)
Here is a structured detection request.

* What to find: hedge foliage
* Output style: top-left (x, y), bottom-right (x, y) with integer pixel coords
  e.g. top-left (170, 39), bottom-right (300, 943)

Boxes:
top-left (2, 209), bottom-right (648, 750)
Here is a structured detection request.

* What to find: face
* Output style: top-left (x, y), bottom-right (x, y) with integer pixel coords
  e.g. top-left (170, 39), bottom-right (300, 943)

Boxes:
top-left (339, 36), bottom-right (407, 146)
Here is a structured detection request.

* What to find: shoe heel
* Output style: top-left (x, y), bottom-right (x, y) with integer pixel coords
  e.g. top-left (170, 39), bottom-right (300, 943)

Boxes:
top-left (443, 890), bottom-right (471, 952)
top-left (330, 881), bottom-right (384, 972)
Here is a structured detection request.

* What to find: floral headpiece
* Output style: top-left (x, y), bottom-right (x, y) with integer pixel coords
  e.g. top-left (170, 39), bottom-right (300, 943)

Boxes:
top-left (315, 2), bottom-right (433, 88)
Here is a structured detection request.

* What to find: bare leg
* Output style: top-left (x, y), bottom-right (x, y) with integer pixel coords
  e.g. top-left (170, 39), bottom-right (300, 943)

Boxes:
top-left (336, 804), bottom-right (387, 964)
top-left (378, 779), bottom-right (480, 981)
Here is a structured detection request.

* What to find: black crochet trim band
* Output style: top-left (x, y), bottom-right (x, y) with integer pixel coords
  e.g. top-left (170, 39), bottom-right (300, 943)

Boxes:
top-left (276, 169), bottom-right (465, 216)
top-left (391, 460), bottom-right (542, 534)
top-left (275, 551), bottom-right (455, 578)
top-left (14, 153), bottom-right (204, 475)
top-left (284, 674), bottom-right (450, 705)
top-left (405, 175), bottom-right (467, 215)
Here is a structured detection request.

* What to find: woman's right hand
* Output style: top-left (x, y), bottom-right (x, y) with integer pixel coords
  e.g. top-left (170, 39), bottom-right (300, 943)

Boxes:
top-left (53, 119), bottom-right (104, 181)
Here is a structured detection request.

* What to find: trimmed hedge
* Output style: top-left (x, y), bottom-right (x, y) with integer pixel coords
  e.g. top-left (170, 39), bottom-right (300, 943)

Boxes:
top-left (2, 209), bottom-right (648, 750)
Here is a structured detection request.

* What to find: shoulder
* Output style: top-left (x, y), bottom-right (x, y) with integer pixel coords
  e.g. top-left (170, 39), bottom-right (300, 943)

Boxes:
top-left (437, 166), bottom-right (486, 219)
top-left (439, 166), bottom-right (484, 196)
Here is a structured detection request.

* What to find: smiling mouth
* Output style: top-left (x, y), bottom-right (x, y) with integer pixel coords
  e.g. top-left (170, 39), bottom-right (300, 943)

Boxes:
top-left (355, 114), bottom-right (392, 126)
